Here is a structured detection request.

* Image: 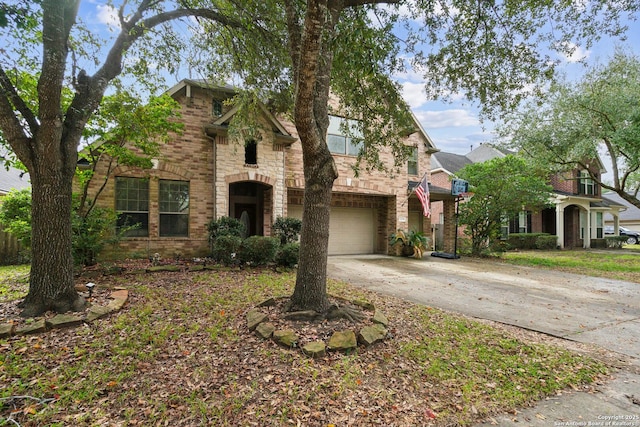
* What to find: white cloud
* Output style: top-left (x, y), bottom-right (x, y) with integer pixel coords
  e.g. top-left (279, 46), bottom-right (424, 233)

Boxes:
top-left (401, 82), bottom-right (428, 109)
top-left (96, 4), bottom-right (120, 31)
top-left (558, 42), bottom-right (591, 63)
top-left (415, 109), bottom-right (479, 129)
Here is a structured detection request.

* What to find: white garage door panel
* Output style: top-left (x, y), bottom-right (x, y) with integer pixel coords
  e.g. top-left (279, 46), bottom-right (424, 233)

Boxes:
top-left (287, 205), bottom-right (375, 255)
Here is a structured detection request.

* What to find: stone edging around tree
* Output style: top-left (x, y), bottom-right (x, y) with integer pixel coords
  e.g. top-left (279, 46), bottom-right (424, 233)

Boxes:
top-left (246, 299), bottom-right (390, 358)
top-left (0, 289), bottom-right (129, 338)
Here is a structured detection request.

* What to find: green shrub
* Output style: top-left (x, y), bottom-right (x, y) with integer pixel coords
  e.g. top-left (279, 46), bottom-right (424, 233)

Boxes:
top-left (489, 239), bottom-right (509, 253)
top-left (238, 236), bottom-right (279, 266)
top-left (507, 233), bottom-right (550, 250)
top-left (212, 235), bottom-right (243, 266)
top-left (0, 189), bottom-right (122, 266)
top-left (0, 188), bottom-right (32, 249)
top-left (72, 203), bottom-right (120, 266)
top-left (275, 242), bottom-right (299, 268)
top-left (207, 216), bottom-right (246, 247)
top-left (605, 235), bottom-right (627, 249)
top-left (272, 217), bottom-right (302, 245)
top-left (456, 237), bottom-right (473, 255)
top-left (535, 235), bottom-right (558, 250)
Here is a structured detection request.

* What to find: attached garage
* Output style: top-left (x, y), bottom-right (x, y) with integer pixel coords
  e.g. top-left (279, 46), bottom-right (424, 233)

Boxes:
top-left (288, 205), bottom-right (376, 255)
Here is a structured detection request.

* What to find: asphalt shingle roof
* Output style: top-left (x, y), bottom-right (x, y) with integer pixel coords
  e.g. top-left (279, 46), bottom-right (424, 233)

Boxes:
top-left (0, 166), bottom-right (30, 195)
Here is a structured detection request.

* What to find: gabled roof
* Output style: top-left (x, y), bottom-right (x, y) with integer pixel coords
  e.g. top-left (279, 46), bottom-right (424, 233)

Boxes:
top-left (0, 166), bottom-right (30, 195)
top-left (431, 152), bottom-right (472, 175)
top-left (168, 79), bottom-right (297, 146)
top-left (166, 79), bottom-right (236, 98)
top-left (601, 192), bottom-right (640, 221)
top-left (465, 143), bottom-right (512, 163)
top-left (409, 111), bottom-right (439, 154)
top-left (431, 143), bottom-right (519, 176)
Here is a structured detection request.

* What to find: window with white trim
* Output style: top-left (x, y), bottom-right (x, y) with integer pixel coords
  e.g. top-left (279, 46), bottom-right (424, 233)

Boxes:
top-left (579, 170), bottom-right (595, 195)
top-left (518, 211), bottom-right (528, 233)
top-left (159, 180), bottom-right (190, 237)
top-left (327, 115), bottom-right (363, 156)
top-left (595, 212), bottom-right (603, 238)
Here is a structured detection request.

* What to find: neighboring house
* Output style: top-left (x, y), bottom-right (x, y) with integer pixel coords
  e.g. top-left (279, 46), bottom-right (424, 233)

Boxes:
top-left (430, 143), bottom-right (626, 249)
top-left (603, 192), bottom-right (640, 231)
top-left (86, 79), bottom-right (457, 259)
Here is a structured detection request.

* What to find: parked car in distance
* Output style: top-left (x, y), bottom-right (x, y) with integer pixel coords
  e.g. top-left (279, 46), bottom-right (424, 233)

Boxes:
top-left (604, 226), bottom-right (640, 245)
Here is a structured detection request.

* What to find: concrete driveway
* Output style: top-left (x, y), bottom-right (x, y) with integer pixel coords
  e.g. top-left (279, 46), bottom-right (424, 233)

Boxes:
top-left (327, 254), bottom-right (640, 424)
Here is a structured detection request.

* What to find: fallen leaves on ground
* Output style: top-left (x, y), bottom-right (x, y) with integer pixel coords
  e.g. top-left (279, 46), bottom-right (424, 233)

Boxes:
top-left (0, 261), bottom-right (614, 426)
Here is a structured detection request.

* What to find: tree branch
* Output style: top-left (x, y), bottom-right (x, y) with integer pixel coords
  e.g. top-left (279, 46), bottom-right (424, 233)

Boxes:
top-left (63, 5), bottom-right (245, 157)
top-left (0, 66), bottom-right (35, 168)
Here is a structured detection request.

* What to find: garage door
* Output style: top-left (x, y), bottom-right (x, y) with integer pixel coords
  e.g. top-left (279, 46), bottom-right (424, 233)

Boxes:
top-left (288, 206), bottom-right (375, 255)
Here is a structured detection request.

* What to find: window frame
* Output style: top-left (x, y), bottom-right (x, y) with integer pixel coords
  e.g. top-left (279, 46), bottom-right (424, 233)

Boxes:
top-left (327, 115), bottom-right (364, 156)
top-left (212, 99), bottom-right (223, 117)
top-left (407, 146), bottom-right (418, 176)
top-left (579, 170), bottom-right (595, 196)
top-left (595, 212), bottom-right (603, 239)
top-left (159, 179), bottom-right (190, 237)
top-left (115, 177), bottom-right (150, 237)
top-left (244, 140), bottom-right (258, 165)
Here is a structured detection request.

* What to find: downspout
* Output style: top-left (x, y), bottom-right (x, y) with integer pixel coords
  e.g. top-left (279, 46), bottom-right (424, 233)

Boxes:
top-left (205, 132), bottom-right (217, 224)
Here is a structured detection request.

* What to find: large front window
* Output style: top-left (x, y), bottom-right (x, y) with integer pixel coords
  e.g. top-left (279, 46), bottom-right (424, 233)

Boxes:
top-left (115, 177), bottom-right (149, 237)
top-left (327, 115), bottom-right (363, 156)
top-left (159, 180), bottom-right (190, 237)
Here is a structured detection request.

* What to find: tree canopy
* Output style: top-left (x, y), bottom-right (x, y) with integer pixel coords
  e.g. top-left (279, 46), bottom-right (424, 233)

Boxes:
top-left (457, 155), bottom-right (553, 255)
top-left (0, 0), bottom-right (637, 316)
top-left (501, 50), bottom-right (640, 208)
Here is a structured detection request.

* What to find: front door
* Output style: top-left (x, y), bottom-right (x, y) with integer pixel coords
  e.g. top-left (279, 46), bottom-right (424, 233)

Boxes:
top-left (234, 203), bottom-right (257, 237)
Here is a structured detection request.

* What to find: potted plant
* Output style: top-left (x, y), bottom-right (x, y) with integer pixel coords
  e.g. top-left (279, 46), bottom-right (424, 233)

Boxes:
top-left (389, 229), bottom-right (429, 259)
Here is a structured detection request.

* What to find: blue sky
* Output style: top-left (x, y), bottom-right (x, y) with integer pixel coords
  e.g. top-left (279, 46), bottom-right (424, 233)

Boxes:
top-left (79, 1), bottom-right (638, 157)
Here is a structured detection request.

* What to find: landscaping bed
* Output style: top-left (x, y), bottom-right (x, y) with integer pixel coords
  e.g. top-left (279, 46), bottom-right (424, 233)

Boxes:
top-left (1, 263), bottom-right (610, 426)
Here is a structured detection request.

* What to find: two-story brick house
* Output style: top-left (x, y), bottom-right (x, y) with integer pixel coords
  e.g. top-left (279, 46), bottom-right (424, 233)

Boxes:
top-left (86, 79), bottom-right (451, 259)
top-left (430, 143), bottom-right (626, 249)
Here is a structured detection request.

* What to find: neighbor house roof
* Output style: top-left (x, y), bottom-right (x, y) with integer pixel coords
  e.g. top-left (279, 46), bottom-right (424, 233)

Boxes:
top-left (0, 166), bottom-right (30, 195)
top-left (601, 192), bottom-right (640, 222)
top-left (431, 152), bottom-right (472, 175)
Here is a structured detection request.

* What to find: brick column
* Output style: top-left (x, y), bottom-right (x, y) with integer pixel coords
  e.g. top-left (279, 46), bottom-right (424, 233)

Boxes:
top-left (442, 199), bottom-right (457, 254)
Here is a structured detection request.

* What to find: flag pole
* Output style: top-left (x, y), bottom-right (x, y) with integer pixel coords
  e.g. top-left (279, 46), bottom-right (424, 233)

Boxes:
top-left (400, 171), bottom-right (428, 207)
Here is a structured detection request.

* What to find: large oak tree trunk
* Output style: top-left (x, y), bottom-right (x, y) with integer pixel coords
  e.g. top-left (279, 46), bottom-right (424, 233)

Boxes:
top-left (19, 146), bottom-right (85, 317)
top-left (290, 147), bottom-right (338, 313)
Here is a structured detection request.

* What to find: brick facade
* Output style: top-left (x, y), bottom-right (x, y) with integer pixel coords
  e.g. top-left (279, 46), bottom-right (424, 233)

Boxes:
top-left (88, 80), bottom-right (439, 259)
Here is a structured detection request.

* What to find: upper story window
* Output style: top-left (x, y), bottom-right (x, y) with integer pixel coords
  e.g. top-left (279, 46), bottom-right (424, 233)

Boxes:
top-left (212, 99), bottom-right (223, 117)
top-left (327, 115), bottom-right (363, 156)
top-left (159, 180), bottom-right (190, 237)
top-left (407, 146), bottom-right (418, 175)
top-left (579, 170), bottom-right (596, 196)
top-left (115, 177), bottom-right (149, 237)
top-left (245, 140), bottom-right (257, 165)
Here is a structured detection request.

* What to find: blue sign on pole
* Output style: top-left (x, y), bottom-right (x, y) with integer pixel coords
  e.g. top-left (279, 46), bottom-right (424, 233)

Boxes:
top-left (451, 179), bottom-right (469, 196)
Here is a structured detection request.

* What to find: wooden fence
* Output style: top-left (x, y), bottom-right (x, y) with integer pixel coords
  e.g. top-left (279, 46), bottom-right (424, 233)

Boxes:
top-left (0, 224), bottom-right (21, 264)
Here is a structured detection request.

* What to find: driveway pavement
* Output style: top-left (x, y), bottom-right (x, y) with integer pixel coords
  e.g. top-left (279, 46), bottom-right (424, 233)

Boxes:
top-left (327, 254), bottom-right (640, 425)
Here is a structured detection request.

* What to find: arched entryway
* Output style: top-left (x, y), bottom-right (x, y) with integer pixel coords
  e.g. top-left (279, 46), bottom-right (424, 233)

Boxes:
top-left (229, 181), bottom-right (273, 237)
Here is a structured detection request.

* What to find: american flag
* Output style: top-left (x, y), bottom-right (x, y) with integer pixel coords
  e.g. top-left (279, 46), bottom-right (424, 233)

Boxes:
top-left (415, 175), bottom-right (430, 217)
